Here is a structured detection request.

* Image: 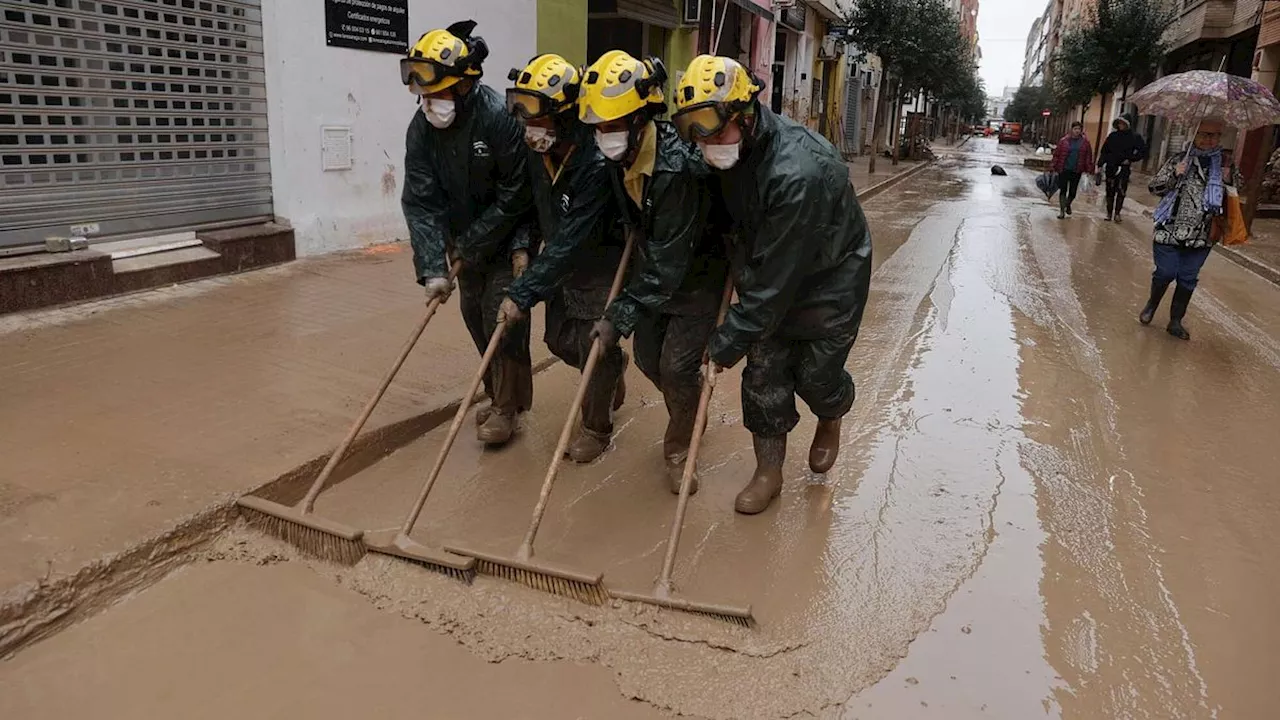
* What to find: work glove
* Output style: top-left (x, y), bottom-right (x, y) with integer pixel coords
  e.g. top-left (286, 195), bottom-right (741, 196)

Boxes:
top-left (423, 277), bottom-right (453, 305)
top-left (511, 250), bottom-right (530, 279)
top-left (497, 296), bottom-right (525, 324)
top-left (589, 318), bottom-right (618, 349)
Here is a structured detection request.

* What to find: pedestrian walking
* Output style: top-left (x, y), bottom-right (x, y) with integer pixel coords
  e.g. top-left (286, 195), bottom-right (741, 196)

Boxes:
top-left (1097, 114), bottom-right (1148, 222)
top-left (672, 56), bottom-right (873, 515)
top-left (400, 22), bottom-right (534, 446)
top-left (578, 50), bottom-right (731, 494)
top-left (1141, 119), bottom-right (1241, 341)
top-left (1051, 121), bottom-right (1095, 219)
top-left (498, 54), bottom-right (630, 463)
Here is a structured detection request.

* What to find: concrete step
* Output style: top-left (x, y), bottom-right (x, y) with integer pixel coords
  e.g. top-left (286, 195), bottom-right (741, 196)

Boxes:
top-left (111, 245), bottom-right (222, 274)
top-left (94, 232), bottom-right (202, 260)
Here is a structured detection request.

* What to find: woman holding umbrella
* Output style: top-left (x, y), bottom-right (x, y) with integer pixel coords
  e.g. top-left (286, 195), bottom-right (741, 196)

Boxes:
top-left (1141, 119), bottom-right (1240, 340)
top-left (1131, 69), bottom-right (1280, 341)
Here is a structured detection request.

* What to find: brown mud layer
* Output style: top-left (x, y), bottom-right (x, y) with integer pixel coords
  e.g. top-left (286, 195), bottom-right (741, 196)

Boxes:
top-left (4, 140), bottom-right (1279, 719)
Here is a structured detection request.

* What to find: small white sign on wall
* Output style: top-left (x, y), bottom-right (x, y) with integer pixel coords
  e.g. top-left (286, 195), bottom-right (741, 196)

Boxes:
top-left (321, 126), bottom-right (354, 171)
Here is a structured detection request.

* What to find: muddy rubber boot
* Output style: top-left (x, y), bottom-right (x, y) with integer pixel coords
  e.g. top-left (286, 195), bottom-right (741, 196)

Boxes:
top-left (1167, 285), bottom-right (1193, 341)
top-left (1057, 208), bottom-right (1066, 220)
top-left (808, 417), bottom-right (842, 474)
top-left (612, 352), bottom-right (629, 412)
top-left (661, 389), bottom-right (700, 495)
top-left (1139, 278), bottom-right (1169, 326)
top-left (1105, 212), bottom-right (1113, 222)
top-left (566, 423), bottom-right (610, 463)
top-left (735, 434), bottom-right (786, 515)
top-left (476, 410), bottom-right (515, 446)
top-left (665, 453), bottom-right (698, 495)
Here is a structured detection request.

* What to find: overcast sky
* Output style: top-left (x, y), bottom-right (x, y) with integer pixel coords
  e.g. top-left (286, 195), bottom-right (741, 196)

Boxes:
top-left (977, 0), bottom-right (1047, 96)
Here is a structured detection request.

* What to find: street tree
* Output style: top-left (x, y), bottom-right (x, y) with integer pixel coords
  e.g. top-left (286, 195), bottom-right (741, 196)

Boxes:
top-left (1052, 25), bottom-right (1108, 124)
top-left (1004, 84), bottom-right (1054, 125)
top-left (1093, 0), bottom-right (1176, 108)
top-left (846, 0), bottom-right (969, 169)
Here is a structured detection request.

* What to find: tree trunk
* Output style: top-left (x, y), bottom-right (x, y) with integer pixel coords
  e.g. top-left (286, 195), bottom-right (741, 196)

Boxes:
top-left (1094, 91), bottom-right (1110, 152)
top-left (869, 72), bottom-right (887, 175)
top-left (891, 82), bottom-right (903, 166)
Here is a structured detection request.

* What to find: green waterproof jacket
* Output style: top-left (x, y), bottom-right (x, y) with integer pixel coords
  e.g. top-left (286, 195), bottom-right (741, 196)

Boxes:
top-left (401, 84), bottom-right (532, 284)
top-left (606, 122), bottom-right (730, 337)
top-left (506, 122), bottom-right (627, 312)
top-left (709, 105), bottom-right (873, 367)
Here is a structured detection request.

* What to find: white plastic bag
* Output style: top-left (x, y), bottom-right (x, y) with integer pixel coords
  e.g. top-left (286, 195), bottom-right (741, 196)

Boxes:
top-left (1079, 172), bottom-right (1098, 199)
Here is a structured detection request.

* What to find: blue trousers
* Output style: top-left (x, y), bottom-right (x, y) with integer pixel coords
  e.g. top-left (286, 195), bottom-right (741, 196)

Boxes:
top-left (1153, 243), bottom-right (1211, 291)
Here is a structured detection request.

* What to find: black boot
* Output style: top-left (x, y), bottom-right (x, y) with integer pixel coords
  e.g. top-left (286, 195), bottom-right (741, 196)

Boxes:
top-left (1139, 278), bottom-right (1170, 325)
top-left (1167, 285), bottom-right (1193, 340)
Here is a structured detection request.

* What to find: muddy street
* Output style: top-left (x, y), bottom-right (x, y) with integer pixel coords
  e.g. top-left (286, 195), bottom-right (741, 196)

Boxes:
top-left (3, 138), bottom-right (1279, 719)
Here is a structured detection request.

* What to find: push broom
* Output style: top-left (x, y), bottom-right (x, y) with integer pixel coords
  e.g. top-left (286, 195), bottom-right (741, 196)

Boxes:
top-left (609, 276), bottom-right (753, 627)
top-left (360, 317), bottom-right (511, 581)
top-left (446, 231), bottom-right (636, 605)
top-left (237, 261), bottom-right (462, 565)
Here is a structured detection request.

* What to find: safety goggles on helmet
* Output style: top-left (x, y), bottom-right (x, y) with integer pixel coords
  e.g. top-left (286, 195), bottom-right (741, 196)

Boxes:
top-left (673, 102), bottom-right (736, 143)
top-left (400, 58), bottom-right (453, 90)
top-left (505, 88), bottom-right (555, 119)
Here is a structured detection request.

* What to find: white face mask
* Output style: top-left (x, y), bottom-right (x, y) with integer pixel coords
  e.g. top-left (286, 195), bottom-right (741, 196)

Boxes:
top-left (423, 98), bottom-right (456, 129)
top-left (595, 130), bottom-right (629, 162)
top-left (524, 126), bottom-right (556, 154)
top-left (700, 141), bottom-right (741, 170)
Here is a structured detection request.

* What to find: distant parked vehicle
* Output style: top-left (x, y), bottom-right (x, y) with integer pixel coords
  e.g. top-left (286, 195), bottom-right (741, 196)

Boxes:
top-left (972, 126), bottom-right (986, 136)
top-left (998, 122), bottom-right (1023, 144)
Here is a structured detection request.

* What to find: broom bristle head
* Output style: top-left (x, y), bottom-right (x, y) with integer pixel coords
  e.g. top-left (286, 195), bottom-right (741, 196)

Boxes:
top-left (241, 509), bottom-right (366, 566)
top-left (391, 554), bottom-right (477, 584)
top-left (475, 558), bottom-right (605, 605)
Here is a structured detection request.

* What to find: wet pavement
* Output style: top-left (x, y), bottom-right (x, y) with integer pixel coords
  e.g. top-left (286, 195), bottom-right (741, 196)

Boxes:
top-left (0, 247), bottom-right (552, 595)
top-left (3, 137), bottom-right (1279, 718)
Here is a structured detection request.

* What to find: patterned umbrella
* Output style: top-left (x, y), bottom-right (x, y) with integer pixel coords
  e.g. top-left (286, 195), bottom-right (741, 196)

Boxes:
top-left (1130, 70), bottom-right (1280, 129)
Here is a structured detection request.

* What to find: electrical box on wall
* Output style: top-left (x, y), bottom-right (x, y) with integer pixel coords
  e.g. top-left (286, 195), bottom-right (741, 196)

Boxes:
top-left (321, 126), bottom-right (354, 172)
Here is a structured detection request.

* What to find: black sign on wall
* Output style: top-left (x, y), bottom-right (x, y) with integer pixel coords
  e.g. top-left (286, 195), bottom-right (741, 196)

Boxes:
top-left (325, 0), bottom-right (409, 54)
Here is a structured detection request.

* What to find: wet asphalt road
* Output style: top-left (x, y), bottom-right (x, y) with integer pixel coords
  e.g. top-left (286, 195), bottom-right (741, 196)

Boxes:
top-left (4, 137), bottom-right (1278, 720)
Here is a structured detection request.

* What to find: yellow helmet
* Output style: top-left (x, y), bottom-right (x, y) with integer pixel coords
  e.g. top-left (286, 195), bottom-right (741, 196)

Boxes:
top-left (400, 20), bottom-right (488, 95)
top-left (578, 50), bottom-right (667, 124)
top-left (506, 54), bottom-right (581, 119)
top-left (672, 55), bottom-right (763, 142)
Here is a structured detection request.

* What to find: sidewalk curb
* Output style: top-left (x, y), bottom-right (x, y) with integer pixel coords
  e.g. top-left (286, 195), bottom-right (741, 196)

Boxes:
top-left (0, 354), bottom-right (561, 659)
top-left (1214, 243), bottom-right (1280, 286)
top-left (857, 160), bottom-right (934, 202)
top-left (1136, 206), bottom-right (1280, 286)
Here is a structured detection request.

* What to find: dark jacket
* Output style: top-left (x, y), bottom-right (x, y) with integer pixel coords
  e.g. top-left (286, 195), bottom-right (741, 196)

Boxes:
top-left (402, 84), bottom-right (532, 283)
top-left (1098, 116), bottom-right (1147, 170)
top-left (607, 122), bottom-right (729, 337)
top-left (710, 105), bottom-right (873, 368)
top-left (506, 122), bottom-right (627, 312)
top-left (1051, 134), bottom-right (1096, 175)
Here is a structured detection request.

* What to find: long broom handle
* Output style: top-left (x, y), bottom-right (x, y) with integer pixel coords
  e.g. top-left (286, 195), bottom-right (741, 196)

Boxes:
top-left (656, 274), bottom-right (735, 592)
top-left (516, 230), bottom-right (637, 559)
top-left (301, 260), bottom-right (463, 513)
top-left (399, 318), bottom-right (509, 534)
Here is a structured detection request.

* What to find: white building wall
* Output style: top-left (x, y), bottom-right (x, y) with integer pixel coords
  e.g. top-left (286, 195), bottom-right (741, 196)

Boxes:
top-left (261, 2), bottom-right (537, 256)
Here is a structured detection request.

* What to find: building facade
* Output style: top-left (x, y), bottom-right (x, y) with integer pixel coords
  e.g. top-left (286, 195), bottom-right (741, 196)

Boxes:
top-left (0, 0), bottom-right (870, 273)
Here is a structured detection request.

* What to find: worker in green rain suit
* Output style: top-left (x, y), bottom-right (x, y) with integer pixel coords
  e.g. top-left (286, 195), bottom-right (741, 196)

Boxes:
top-left (497, 54), bottom-right (630, 463)
top-left (399, 21), bottom-right (534, 447)
top-left (577, 50), bottom-right (730, 495)
top-left (673, 55), bottom-right (873, 515)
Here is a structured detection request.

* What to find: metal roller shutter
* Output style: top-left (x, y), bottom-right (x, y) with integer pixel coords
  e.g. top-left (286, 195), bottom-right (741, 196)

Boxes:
top-left (0, 0), bottom-right (271, 249)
